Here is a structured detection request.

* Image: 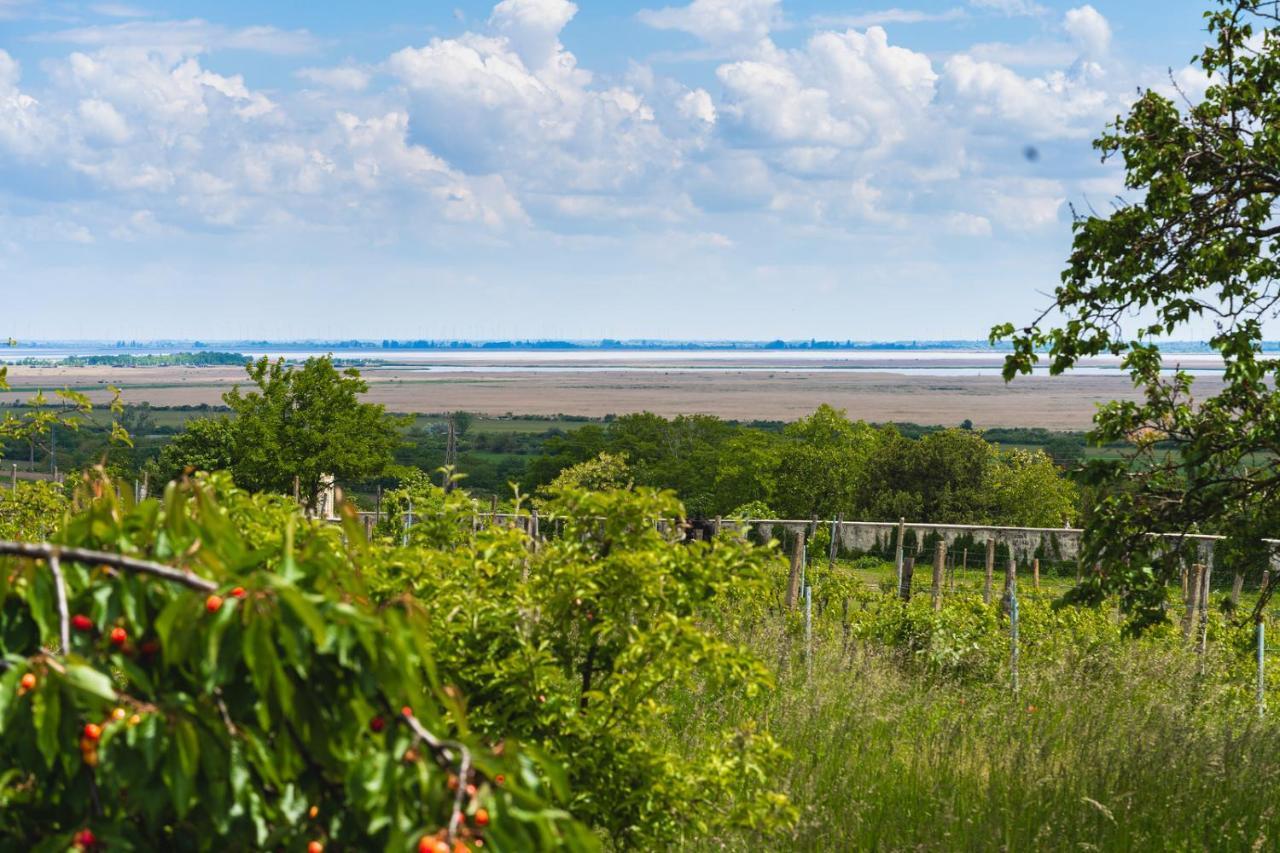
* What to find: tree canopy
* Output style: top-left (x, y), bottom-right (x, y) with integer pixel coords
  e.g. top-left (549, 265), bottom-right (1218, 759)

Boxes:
top-left (993, 0), bottom-right (1280, 627)
top-left (152, 357), bottom-right (401, 509)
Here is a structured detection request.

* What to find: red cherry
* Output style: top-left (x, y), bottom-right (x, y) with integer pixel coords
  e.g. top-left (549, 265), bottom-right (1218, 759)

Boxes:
top-left (83, 723), bottom-right (102, 742)
top-left (20, 673), bottom-right (36, 690)
top-left (474, 807), bottom-right (490, 827)
top-left (494, 773), bottom-right (504, 785)
top-left (370, 716), bottom-right (386, 733)
top-left (110, 627), bottom-right (127, 646)
top-left (231, 586), bottom-right (247, 599)
top-left (401, 705), bottom-right (413, 718)
top-left (205, 594), bottom-right (223, 613)
top-left (74, 828), bottom-right (96, 848)
top-left (72, 614), bottom-right (93, 632)
top-left (307, 842), bottom-right (324, 853)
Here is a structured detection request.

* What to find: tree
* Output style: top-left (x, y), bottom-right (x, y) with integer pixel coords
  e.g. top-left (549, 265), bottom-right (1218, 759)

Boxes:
top-left (992, 0), bottom-right (1280, 627)
top-left (542, 451), bottom-right (632, 495)
top-left (988, 449), bottom-right (1080, 528)
top-left (159, 358), bottom-right (402, 510)
top-left (0, 471), bottom-right (593, 850)
top-left (772, 405), bottom-right (882, 519)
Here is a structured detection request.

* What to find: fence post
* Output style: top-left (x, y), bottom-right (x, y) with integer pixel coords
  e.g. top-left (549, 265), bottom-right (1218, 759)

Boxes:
top-left (984, 538), bottom-right (995, 605)
top-left (1010, 565), bottom-right (1020, 695)
top-left (403, 497), bottom-right (414, 548)
top-left (10, 464), bottom-right (15, 491)
top-left (899, 556), bottom-right (915, 601)
top-left (1258, 616), bottom-right (1266, 718)
top-left (894, 517), bottom-right (906, 593)
top-left (828, 514), bottom-right (841, 569)
top-left (1002, 554), bottom-right (1016, 615)
top-left (786, 534), bottom-right (804, 610)
top-left (932, 540), bottom-right (946, 611)
top-left (1183, 563), bottom-right (1204, 641)
top-left (804, 584), bottom-right (813, 681)
top-left (1198, 552), bottom-right (1214, 670)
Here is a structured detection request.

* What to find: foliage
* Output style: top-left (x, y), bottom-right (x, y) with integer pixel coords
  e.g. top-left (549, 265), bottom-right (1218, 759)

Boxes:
top-left (0, 481), bottom-right (69, 541)
top-left (0, 472), bottom-right (593, 851)
top-left (771, 405), bottom-right (882, 520)
top-left (365, 487), bottom-right (795, 846)
top-left (154, 357), bottom-right (403, 510)
top-left (992, 0), bottom-right (1280, 629)
top-left (540, 451), bottom-right (631, 497)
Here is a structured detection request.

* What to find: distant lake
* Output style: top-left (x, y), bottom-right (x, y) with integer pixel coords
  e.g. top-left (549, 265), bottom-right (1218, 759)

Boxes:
top-left (0, 345), bottom-right (1230, 377)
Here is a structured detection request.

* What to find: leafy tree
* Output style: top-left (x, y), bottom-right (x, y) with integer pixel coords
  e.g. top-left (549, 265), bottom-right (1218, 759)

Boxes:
top-left (541, 451), bottom-right (632, 496)
top-left (157, 358), bottom-right (402, 510)
top-left (992, 0), bottom-right (1280, 627)
top-left (366, 486), bottom-right (794, 846)
top-left (772, 405), bottom-right (882, 519)
top-left (988, 449), bottom-right (1080, 528)
top-left (0, 471), bottom-right (593, 850)
top-left (150, 417), bottom-right (238, 481)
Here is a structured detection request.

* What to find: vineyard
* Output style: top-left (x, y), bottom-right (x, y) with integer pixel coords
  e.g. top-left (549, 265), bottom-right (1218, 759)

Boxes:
top-left (3, 472), bottom-right (1280, 849)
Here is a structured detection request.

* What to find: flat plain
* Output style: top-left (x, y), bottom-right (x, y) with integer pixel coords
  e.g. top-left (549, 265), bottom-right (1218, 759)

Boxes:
top-left (0, 359), bottom-right (1215, 428)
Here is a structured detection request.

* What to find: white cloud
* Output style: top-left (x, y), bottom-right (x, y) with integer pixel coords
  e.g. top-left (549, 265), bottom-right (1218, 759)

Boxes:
top-left (35, 19), bottom-right (321, 55)
top-left (811, 8), bottom-right (967, 28)
top-left (490, 0), bottom-right (578, 69)
top-left (944, 211), bottom-right (993, 236)
top-left (677, 87), bottom-right (716, 123)
top-left (638, 0), bottom-right (779, 48)
top-left (90, 4), bottom-right (150, 18)
top-left (969, 0), bottom-right (1046, 16)
top-left (716, 26), bottom-right (937, 152)
top-left (941, 53), bottom-right (1111, 139)
top-left (295, 65), bottom-right (372, 91)
top-left (0, 49), bottom-right (54, 159)
top-left (77, 97), bottom-right (131, 144)
top-left (1063, 5), bottom-right (1111, 58)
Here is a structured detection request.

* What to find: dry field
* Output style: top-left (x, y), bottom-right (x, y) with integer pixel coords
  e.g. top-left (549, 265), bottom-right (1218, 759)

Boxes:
top-left (0, 361), bottom-right (1207, 429)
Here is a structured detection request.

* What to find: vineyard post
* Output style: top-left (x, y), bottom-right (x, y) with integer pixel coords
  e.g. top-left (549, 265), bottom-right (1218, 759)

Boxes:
top-left (804, 583), bottom-right (813, 682)
top-left (1002, 553), bottom-right (1015, 616)
top-left (1032, 558), bottom-right (1040, 591)
top-left (1183, 564), bottom-right (1204, 641)
top-left (828, 514), bottom-right (840, 568)
top-left (1258, 616), bottom-right (1266, 718)
top-left (984, 538), bottom-right (995, 605)
top-left (10, 463), bottom-right (15, 491)
top-left (1198, 549), bottom-right (1214, 671)
top-left (1009, 559), bottom-right (1020, 695)
top-left (403, 496), bottom-right (414, 548)
top-left (899, 556), bottom-right (914, 601)
top-left (142, 470), bottom-right (148, 501)
top-left (785, 533), bottom-right (804, 610)
top-left (375, 484), bottom-right (382, 525)
top-left (894, 517), bottom-right (905, 593)
top-left (931, 540), bottom-right (946, 611)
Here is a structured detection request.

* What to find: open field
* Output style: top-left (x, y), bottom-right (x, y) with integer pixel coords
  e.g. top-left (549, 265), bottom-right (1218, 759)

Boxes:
top-left (0, 363), bottom-right (1222, 429)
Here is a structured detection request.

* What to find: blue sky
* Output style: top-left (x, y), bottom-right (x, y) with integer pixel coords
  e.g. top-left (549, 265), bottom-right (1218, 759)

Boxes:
top-left (0, 0), bottom-right (1221, 340)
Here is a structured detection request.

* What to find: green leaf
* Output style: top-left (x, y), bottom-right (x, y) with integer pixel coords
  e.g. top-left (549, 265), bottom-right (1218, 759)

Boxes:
top-left (62, 663), bottom-right (118, 703)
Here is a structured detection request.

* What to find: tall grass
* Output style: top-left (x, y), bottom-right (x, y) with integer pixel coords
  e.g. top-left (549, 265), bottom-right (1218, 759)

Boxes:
top-left (671, 573), bottom-right (1280, 850)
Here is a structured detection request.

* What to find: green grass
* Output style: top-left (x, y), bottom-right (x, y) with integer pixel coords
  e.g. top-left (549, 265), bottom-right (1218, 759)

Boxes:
top-left (666, 558), bottom-right (1280, 850)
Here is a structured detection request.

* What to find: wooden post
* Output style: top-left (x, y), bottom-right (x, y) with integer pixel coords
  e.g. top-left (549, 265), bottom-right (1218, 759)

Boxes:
top-left (1002, 555), bottom-right (1016, 615)
top-left (894, 517), bottom-right (906, 593)
top-left (1231, 572), bottom-right (1245, 609)
top-left (1032, 558), bottom-right (1040, 591)
top-left (363, 515), bottom-right (373, 541)
top-left (785, 534), bottom-right (804, 610)
top-left (293, 475), bottom-right (300, 504)
top-left (1198, 555), bottom-right (1214, 665)
top-left (984, 538), bottom-right (996, 605)
top-left (932, 540), bottom-right (946, 611)
top-left (828, 514), bottom-right (841, 569)
top-left (1181, 565), bottom-right (1189, 602)
top-left (10, 464), bottom-right (15, 491)
top-left (959, 547), bottom-right (967, 590)
top-left (1183, 563), bottom-right (1204, 640)
top-left (804, 584), bottom-right (813, 681)
top-left (899, 556), bottom-right (915, 601)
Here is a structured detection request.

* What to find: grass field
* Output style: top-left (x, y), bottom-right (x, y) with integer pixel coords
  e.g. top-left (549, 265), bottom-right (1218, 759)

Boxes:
top-left (671, 553), bottom-right (1280, 850)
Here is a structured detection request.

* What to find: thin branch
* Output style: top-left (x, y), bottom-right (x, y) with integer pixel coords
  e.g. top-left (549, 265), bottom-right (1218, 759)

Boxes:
top-left (0, 541), bottom-right (217, 592)
top-left (48, 552), bottom-right (70, 655)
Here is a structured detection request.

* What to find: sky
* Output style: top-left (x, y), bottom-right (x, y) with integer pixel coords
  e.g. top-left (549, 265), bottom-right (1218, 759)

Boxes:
top-left (0, 0), bottom-right (1221, 341)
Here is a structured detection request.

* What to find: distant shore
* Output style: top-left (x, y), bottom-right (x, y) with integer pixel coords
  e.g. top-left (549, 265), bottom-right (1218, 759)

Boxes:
top-left (0, 360), bottom-right (1218, 430)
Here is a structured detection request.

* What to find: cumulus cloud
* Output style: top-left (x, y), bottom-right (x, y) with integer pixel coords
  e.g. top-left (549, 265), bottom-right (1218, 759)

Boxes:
top-left (1063, 5), bottom-right (1111, 58)
top-left (969, 0), bottom-right (1046, 16)
top-left (940, 53), bottom-right (1110, 138)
